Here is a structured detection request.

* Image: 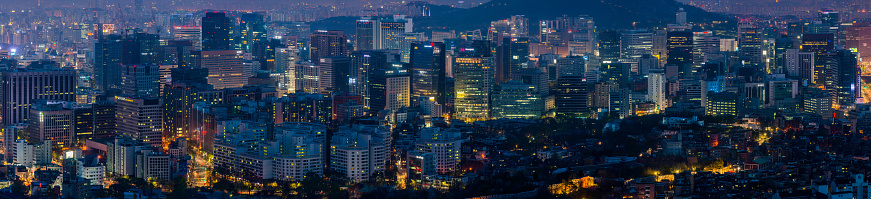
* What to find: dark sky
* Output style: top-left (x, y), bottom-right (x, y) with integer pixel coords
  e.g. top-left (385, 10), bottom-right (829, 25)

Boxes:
top-left (0, 0), bottom-right (489, 10)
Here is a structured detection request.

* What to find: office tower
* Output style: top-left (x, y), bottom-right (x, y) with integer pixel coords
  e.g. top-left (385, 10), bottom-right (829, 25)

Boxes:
top-left (609, 88), bottom-right (631, 119)
top-left (320, 57), bottom-right (351, 93)
top-left (846, 25), bottom-right (871, 65)
top-left (310, 30), bottom-right (348, 65)
top-left (557, 56), bottom-right (586, 77)
top-left (172, 26), bottom-right (201, 50)
top-left (123, 33), bottom-right (160, 65)
top-left (414, 128), bottom-right (462, 174)
top-left (492, 81), bottom-right (542, 119)
top-left (602, 62), bottom-right (630, 86)
top-left (95, 35), bottom-right (124, 90)
top-left (399, 32), bottom-right (426, 63)
top-left (692, 31), bottom-right (720, 68)
top-left (295, 63), bottom-right (320, 94)
top-left (555, 76), bottom-right (588, 117)
top-left (93, 99), bottom-right (116, 140)
top-left (107, 137), bottom-right (150, 176)
top-left (418, 96), bottom-right (442, 116)
top-left (705, 91), bottom-right (742, 116)
top-left (818, 9), bottom-right (840, 41)
top-left (785, 49), bottom-right (815, 83)
top-left (73, 106), bottom-right (94, 143)
top-left (666, 31), bottom-right (693, 75)
top-left (367, 68), bottom-right (409, 112)
top-left (120, 64), bottom-right (161, 98)
top-left (239, 13), bottom-right (267, 57)
top-left (114, 96), bottom-right (163, 147)
top-left (1, 68), bottom-right (76, 125)
top-left (160, 40), bottom-right (196, 67)
top-left (356, 18), bottom-right (375, 51)
top-left (801, 34), bottom-right (834, 84)
top-left (349, 51), bottom-right (389, 110)
top-left (513, 68), bottom-right (549, 94)
top-left (598, 30), bottom-right (620, 62)
top-left (648, 69), bottom-right (667, 110)
top-left (454, 56), bottom-right (495, 120)
top-left (638, 54), bottom-right (659, 76)
top-left (766, 78), bottom-right (799, 107)
top-left (497, 37), bottom-right (529, 83)
top-left (737, 23), bottom-right (764, 66)
top-left (201, 12), bottom-right (232, 51)
top-left (620, 29), bottom-right (653, 61)
top-left (827, 49), bottom-right (859, 108)
top-left (135, 150), bottom-right (171, 181)
top-left (200, 50), bottom-right (249, 89)
top-left (275, 47), bottom-right (298, 92)
top-left (676, 8), bottom-right (687, 25)
top-left (773, 36), bottom-right (795, 74)
top-left (330, 125), bottom-right (391, 183)
top-left (163, 82), bottom-right (214, 139)
top-left (28, 100), bottom-right (74, 149)
top-left (374, 15), bottom-right (413, 50)
top-left (804, 87), bottom-right (835, 118)
top-left (410, 42), bottom-right (447, 106)
top-left (489, 15), bottom-right (528, 39)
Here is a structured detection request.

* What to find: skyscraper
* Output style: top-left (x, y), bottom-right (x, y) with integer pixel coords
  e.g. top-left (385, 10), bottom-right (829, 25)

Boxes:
top-left (121, 64), bottom-right (161, 98)
top-left (410, 42), bottom-right (447, 106)
top-left (94, 35), bottom-right (123, 90)
top-left (200, 50), bottom-right (249, 89)
top-left (801, 34), bottom-right (834, 85)
top-left (666, 31), bottom-right (693, 73)
top-left (555, 76), bottom-right (588, 117)
top-left (28, 100), bottom-right (74, 149)
top-left (201, 12), bottom-right (232, 51)
top-left (454, 56), bottom-right (494, 120)
top-left (492, 81), bottom-right (541, 119)
top-left (114, 96), bottom-right (163, 147)
top-left (374, 15), bottom-right (413, 50)
top-left (349, 51), bottom-right (389, 110)
top-left (320, 57), bottom-right (351, 94)
top-left (1, 68), bottom-right (76, 125)
top-left (356, 18), bottom-right (375, 51)
top-left (497, 37), bottom-right (529, 83)
top-left (738, 22), bottom-right (764, 66)
top-left (620, 29), bottom-right (654, 61)
top-left (598, 30), bottom-right (621, 62)
top-left (310, 30), bottom-right (348, 65)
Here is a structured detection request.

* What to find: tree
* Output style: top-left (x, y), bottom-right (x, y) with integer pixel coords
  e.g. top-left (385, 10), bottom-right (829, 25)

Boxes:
top-left (214, 179), bottom-right (236, 194)
top-left (170, 177), bottom-right (192, 199)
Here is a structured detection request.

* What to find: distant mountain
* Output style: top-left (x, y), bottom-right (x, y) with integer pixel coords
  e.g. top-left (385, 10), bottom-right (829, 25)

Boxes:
top-left (312, 0), bottom-right (730, 36)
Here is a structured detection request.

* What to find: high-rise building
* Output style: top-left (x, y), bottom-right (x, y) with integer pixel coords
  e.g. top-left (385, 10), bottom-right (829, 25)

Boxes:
top-left (374, 15), bottom-right (413, 50)
top-left (320, 57), bottom-right (351, 93)
top-left (310, 30), bottom-right (347, 65)
top-left (454, 56), bottom-right (494, 120)
top-left (785, 49), bottom-right (815, 83)
top-left (330, 125), bottom-right (391, 183)
top-left (356, 18), bottom-right (375, 51)
top-left (172, 26), bottom-right (202, 50)
top-left (381, 69), bottom-right (410, 112)
top-left (414, 128), bottom-right (462, 174)
top-left (598, 30), bottom-right (621, 62)
top-left (200, 50), bottom-right (249, 89)
top-left (1, 68), bottom-right (76, 125)
top-left (114, 96), bottom-right (163, 147)
top-left (410, 42), bottom-right (447, 106)
top-left (201, 12), bottom-right (232, 51)
top-left (489, 15), bottom-right (528, 39)
top-left (648, 69), bottom-right (667, 110)
top-left (275, 94), bottom-right (333, 125)
top-left (705, 91), bottom-right (742, 116)
top-left (801, 34), bottom-right (834, 85)
top-left (399, 32), bottom-right (427, 63)
top-left (846, 25), bottom-right (871, 66)
top-left (827, 49), bottom-right (859, 108)
top-left (239, 13), bottom-right (267, 59)
top-left (122, 33), bottom-right (160, 65)
top-left (738, 23), bottom-right (764, 66)
top-left (275, 47), bottom-right (298, 92)
top-left (692, 31), bottom-right (720, 68)
top-left (497, 37), bottom-right (529, 83)
top-left (95, 35), bottom-right (124, 91)
top-left (93, 99), bottom-right (116, 140)
top-left (162, 82), bottom-right (216, 139)
top-left (666, 31), bottom-right (693, 75)
top-left (121, 64), bottom-right (161, 98)
top-left (555, 76), bottom-right (588, 117)
top-left (557, 56), bottom-right (586, 77)
top-left (73, 106), bottom-right (94, 143)
top-left (621, 29), bottom-right (654, 61)
top-left (492, 81), bottom-right (542, 119)
top-left (28, 100), bottom-right (75, 149)
top-left (349, 51), bottom-right (389, 110)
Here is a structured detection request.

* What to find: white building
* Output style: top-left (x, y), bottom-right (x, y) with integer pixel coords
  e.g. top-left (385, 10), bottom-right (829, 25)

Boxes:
top-left (213, 122), bottom-right (326, 181)
top-left (330, 125), bottom-right (391, 182)
top-left (648, 69), bottom-right (667, 110)
top-left (415, 128), bottom-right (463, 174)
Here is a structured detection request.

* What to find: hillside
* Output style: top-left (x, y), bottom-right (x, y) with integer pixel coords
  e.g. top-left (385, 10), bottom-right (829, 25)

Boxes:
top-left (312, 0), bottom-right (730, 35)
